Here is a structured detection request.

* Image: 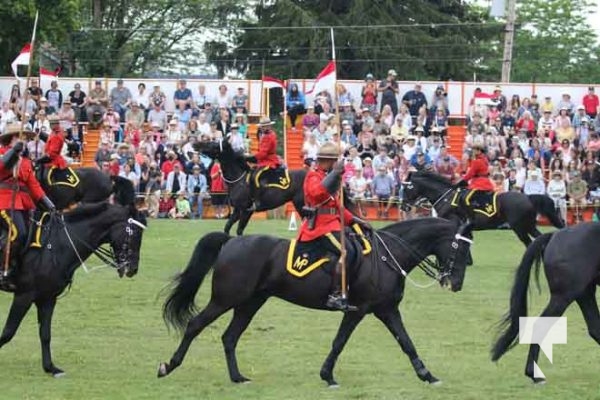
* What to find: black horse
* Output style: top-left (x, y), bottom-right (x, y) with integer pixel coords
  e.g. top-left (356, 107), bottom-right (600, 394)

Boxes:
top-left (402, 171), bottom-right (564, 246)
top-left (0, 181), bottom-right (146, 376)
top-left (492, 222), bottom-right (600, 384)
top-left (157, 218), bottom-right (473, 386)
top-left (195, 138), bottom-right (306, 236)
top-left (38, 167), bottom-right (115, 210)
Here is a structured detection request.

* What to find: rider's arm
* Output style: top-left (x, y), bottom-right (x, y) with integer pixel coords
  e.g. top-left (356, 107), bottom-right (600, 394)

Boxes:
top-left (0, 142), bottom-right (23, 170)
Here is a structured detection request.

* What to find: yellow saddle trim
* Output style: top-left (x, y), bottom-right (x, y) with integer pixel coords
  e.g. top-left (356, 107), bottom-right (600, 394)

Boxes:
top-left (30, 212), bottom-right (50, 248)
top-left (286, 239), bottom-right (331, 278)
top-left (351, 224), bottom-right (372, 255)
top-left (253, 166), bottom-right (291, 190)
top-left (0, 210), bottom-right (18, 242)
top-left (463, 190), bottom-right (498, 218)
top-left (47, 167), bottom-right (80, 188)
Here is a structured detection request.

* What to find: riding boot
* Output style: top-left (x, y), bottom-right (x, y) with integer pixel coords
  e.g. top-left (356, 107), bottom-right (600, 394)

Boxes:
top-left (326, 261), bottom-right (358, 312)
top-left (0, 240), bottom-right (17, 292)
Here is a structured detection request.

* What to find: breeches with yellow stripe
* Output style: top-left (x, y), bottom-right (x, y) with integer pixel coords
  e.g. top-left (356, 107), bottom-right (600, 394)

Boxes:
top-left (0, 210), bottom-right (28, 246)
top-left (306, 231), bottom-right (359, 271)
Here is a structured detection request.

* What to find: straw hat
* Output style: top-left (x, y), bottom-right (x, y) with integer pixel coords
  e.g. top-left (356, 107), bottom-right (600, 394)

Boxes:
top-left (0, 124), bottom-right (35, 140)
top-left (258, 116), bottom-right (274, 127)
top-left (316, 142), bottom-right (340, 159)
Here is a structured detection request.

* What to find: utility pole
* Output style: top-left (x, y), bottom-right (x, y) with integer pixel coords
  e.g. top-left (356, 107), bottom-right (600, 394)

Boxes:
top-left (501, 0), bottom-right (517, 83)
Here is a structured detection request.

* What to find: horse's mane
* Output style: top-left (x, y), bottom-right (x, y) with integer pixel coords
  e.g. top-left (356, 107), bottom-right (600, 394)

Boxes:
top-left (379, 217), bottom-right (453, 237)
top-left (62, 201), bottom-right (111, 222)
top-left (112, 176), bottom-right (136, 206)
top-left (411, 170), bottom-right (452, 186)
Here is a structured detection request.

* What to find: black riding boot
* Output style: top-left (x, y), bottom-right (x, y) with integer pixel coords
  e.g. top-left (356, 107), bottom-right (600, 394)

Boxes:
top-left (0, 240), bottom-right (18, 292)
top-left (326, 262), bottom-right (358, 312)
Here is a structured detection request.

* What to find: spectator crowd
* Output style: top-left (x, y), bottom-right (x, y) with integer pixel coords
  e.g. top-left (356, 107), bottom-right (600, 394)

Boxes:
top-left (0, 78), bottom-right (255, 219)
top-left (2, 71), bottom-right (600, 222)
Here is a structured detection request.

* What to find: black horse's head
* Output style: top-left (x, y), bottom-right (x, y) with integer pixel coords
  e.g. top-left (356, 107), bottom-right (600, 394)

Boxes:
top-left (108, 207), bottom-right (147, 278)
top-left (194, 137), bottom-right (234, 161)
top-left (437, 221), bottom-right (473, 292)
top-left (110, 176), bottom-right (147, 277)
top-left (401, 171), bottom-right (452, 211)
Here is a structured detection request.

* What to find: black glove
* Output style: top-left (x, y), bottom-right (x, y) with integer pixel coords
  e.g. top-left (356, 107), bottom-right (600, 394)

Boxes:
top-left (36, 155), bottom-right (51, 165)
top-left (455, 179), bottom-right (468, 188)
top-left (245, 155), bottom-right (257, 163)
top-left (332, 160), bottom-right (345, 174)
top-left (0, 146), bottom-right (21, 170)
top-left (40, 196), bottom-right (56, 212)
top-left (13, 141), bottom-right (25, 153)
top-left (352, 217), bottom-right (373, 233)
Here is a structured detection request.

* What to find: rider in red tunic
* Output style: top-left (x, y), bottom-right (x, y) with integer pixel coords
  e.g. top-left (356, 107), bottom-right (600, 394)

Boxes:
top-left (245, 117), bottom-right (282, 211)
top-left (42, 116), bottom-right (68, 169)
top-left (0, 125), bottom-right (56, 290)
top-left (298, 142), bottom-right (371, 311)
top-left (252, 117), bottom-right (280, 168)
top-left (459, 144), bottom-right (494, 191)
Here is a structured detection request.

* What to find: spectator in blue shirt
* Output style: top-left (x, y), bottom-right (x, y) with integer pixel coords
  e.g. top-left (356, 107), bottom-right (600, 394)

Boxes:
top-left (174, 79), bottom-right (193, 110)
top-left (286, 83), bottom-right (306, 131)
top-left (187, 165), bottom-right (208, 219)
top-left (401, 83), bottom-right (428, 121)
top-left (410, 150), bottom-right (432, 171)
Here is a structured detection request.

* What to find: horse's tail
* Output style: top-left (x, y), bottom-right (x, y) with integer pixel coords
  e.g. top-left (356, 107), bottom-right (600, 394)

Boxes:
top-left (491, 232), bottom-right (554, 361)
top-left (162, 232), bottom-right (231, 333)
top-left (528, 194), bottom-right (565, 229)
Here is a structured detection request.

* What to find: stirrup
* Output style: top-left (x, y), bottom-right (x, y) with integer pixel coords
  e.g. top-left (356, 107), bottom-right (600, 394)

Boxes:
top-left (326, 294), bottom-right (358, 312)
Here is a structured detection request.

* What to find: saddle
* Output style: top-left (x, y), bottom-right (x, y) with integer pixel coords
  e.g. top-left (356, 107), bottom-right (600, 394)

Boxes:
top-left (452, 189), bottom-right (498, 218)
top-left (286, 225), bottom-right (372, 278)
top-left (45, 167), bottom-right (81, 188)
top-left (248, 167), bottom-right (291, 190)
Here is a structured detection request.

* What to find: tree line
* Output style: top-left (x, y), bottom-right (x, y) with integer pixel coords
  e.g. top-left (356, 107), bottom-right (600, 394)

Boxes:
top-left (1, 0), bottom-right (599, 83)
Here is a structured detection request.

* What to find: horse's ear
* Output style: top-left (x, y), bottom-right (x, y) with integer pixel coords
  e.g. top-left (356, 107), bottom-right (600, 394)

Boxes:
top-left (112, 176), bottom-right (136, 206)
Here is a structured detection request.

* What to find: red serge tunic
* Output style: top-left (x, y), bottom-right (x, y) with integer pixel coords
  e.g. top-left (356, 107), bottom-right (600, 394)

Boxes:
top-left (297, 167), bottom-right (354, 242)
top-left (45, 132), bottom-right (68, 169)
top-left (254, 130), bottom-right (280, 168)
top-left (462, 154), bottom-right (494, 191)
top-left (0, 147), bottom-right (46, 210)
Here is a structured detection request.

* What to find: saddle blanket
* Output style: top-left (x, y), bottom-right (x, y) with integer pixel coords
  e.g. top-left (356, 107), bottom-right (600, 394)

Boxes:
top-left (452, 189), bottom-right (498, 218)
top-left (286, 225), bottom-right (372, 278)
top-left (249, 167), bottom-right (291, 190)
top-left (47, 167), bottom-right (80, 188)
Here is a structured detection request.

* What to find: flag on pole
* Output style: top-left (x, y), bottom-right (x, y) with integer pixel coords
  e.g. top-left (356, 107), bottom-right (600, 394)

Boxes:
top-left (474, 91), bottom-right (497, 106)
top-left (262, 76), bottom-right (286, 89)
top-left (305, 61), bottom-right (336, 95)
top-left (40, 66), bottom-right (60, 87)
top-left (11, 43), bottom-right (32, 80)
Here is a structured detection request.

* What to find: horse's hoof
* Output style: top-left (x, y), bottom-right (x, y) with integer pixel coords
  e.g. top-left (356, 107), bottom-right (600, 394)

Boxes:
top-left (53, 371), bottom-right (66, 378)
top-left (429, 379), bottom-right (443, 386)
top-left (328, 383), bottom-right (340, 389)
top-left (533, 378), bottom-right (546, 385)
top-left (232, 376), bottom-right (251, 384)
top-left (157, 362), bottom-right (169, 378)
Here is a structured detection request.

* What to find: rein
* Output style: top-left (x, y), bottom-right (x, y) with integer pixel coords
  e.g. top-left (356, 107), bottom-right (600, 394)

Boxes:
top-left (38, 212), bottom-right (135, 274)
top-left (372, 228), bottom-right (471, 289)
top-left (216, 138), bottom-right (247, 185)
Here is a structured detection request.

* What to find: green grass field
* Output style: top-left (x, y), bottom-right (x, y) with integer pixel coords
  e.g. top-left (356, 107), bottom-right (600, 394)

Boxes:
top-left (0, 220), bottom-right (599, 400)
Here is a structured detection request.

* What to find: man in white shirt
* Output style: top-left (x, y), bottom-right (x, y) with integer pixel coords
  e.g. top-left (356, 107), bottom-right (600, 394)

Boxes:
top-left (523, 170), bottom-right (545, 195)
top-left (546, 170), bottom-right (567, 222)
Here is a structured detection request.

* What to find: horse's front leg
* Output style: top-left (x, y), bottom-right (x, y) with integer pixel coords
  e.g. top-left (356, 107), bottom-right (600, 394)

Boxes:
top-left (223, 208), bottom-right (240, 235)
top-left (236, 210), bottom-right (253, 236)
top-left (36, 298), bottom-right (64, 377)
top-left (374, 307), bottom-right (440, 384)
top-left (319, 311), bottom-right (366, 387)
top-left (0, 292), bottom-right (34, 348)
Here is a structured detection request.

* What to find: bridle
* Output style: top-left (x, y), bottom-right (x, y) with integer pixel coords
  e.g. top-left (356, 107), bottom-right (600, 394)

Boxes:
top-left (41, 212), bottom-right (145, 274)
top-left (215, 138), bottom-right (247, 185)
top-left (373, 226), bottom-right (473, 288)
top-left (403, 180), bottom-right (456, 212)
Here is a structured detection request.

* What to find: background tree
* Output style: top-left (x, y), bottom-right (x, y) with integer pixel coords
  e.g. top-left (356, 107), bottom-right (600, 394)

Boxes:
top-left (0, 0), bottom-right (82, 76)
top-left (206, 0), bottom-right (502, 81)
top-left (510, 0), bottom-right (600, 83)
